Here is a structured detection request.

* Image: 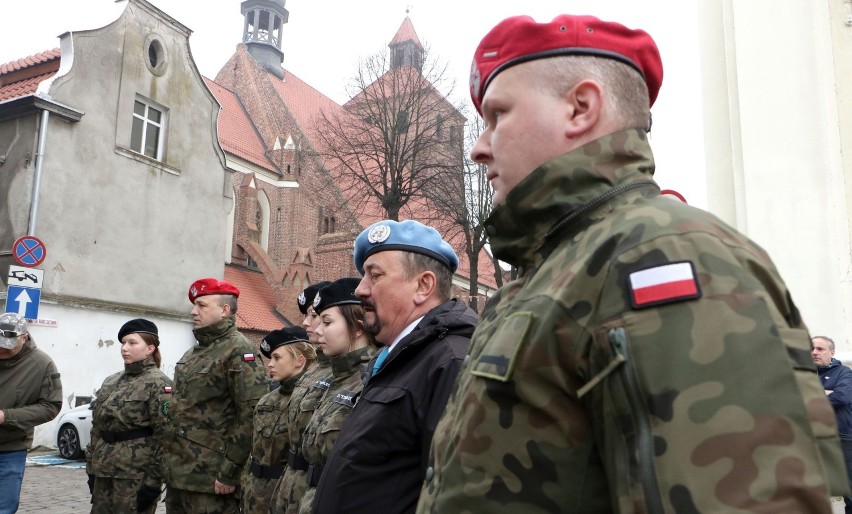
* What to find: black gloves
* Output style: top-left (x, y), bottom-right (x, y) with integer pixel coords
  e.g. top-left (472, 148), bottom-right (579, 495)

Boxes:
top-left (136, 485), bottom-right (161, 512)
top-left (87, 474), bottom-right (95, 495)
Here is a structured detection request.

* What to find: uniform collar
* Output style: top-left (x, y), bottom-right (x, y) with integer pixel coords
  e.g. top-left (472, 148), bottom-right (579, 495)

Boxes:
top-left (330, 346), bottom-right (374, 377)
top-left (485, 128), bottom-right (657, 270)
top-left (192, 316), bottom-right (237, 347)
top-left (124, 356), bottom-right (156, 375)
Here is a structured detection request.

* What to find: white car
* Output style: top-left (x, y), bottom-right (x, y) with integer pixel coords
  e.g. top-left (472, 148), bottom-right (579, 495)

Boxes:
top-left (54, 403), bottom-right (92, 460)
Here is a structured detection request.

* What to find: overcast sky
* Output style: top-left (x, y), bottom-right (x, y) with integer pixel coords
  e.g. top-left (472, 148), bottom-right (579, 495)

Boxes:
top-left (0, 0), bottom-right (707, 206)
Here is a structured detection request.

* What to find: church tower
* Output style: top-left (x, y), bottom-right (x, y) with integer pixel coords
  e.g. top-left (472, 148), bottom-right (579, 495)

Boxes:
top-left (241, 0), bottom-right (288, 79)
top-left (389, 16), bottom-right (423, 72)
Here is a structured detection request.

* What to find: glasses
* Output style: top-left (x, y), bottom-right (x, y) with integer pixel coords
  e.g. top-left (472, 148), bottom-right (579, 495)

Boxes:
top-left (0, 330), bottom-right (22, 338)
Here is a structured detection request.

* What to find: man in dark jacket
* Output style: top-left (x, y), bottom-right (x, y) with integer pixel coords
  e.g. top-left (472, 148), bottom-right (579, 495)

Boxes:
top-left (813, 335), bottom-right (852, 513)
top-left (0, 312), bottom-right (62, 514)
top-left (312, 219), bottom-right (477, 514)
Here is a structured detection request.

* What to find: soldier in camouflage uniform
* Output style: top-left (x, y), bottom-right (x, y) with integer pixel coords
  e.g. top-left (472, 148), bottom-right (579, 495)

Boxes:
top-left (417, 14), bottom-right (849, 514)
top-left (297, 278), bottom-right (374, 514)
top-left (241, 327), bottom-right (317, 514)
top-left (162, 278), bottom-right (268, 514)
top-left (87, 318), bottom-right (172, 513)
top-left (270, 282), bottom-right (332, 514)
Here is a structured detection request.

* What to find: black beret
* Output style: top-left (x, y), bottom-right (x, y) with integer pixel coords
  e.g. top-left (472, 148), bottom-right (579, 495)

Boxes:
top-left (118, 318), bottom-right (158, 342)
top-left (297, 281), bottom-right (332, 315)
top-left (260, 326), bottom-right (310, 358)
top-left (312, 278), bottom-right (362, 314)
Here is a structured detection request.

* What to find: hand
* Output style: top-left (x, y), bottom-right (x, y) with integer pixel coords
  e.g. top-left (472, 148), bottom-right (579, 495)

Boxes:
top-left (87, 474), bottom-right (96, 495)
top-left (214, 480), bottom-right (235, 495)
top-left (135, 485), bottom-right (160, 512)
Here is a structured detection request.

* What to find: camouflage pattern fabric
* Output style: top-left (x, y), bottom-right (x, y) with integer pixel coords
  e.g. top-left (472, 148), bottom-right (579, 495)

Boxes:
top-left (162, 315), bottom-right (267, 493)
top-left (297, 346), bottom-right (373, 514)
top-left (90, 476), bottom-right (158, 514)
top-left (164, 487), bottom-right (239, 513)
top-left (86, 356), bottom-right (172, 494)
top-left (240, 371), bottom-right (304, 514)
top-left (269, 357), bottom-right (332, 514)
top-left (418, 129), bottom-right (848, 513)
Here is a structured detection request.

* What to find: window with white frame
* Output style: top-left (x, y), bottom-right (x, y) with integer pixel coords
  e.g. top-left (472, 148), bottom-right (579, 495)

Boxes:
top-left (130, 99), bottom-right (167, 160)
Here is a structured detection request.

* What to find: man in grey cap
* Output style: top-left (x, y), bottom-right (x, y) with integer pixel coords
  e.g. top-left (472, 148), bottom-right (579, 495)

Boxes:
top-left (312, 219), bottom-right (478, 514)
top-left (0, 312), bottom-right (63, 513)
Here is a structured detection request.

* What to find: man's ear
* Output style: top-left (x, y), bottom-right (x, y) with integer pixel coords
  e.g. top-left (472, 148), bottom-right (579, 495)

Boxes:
top-left (564, 79), bottom-right (603, 139)
top-left (413, 271), bottom-right (437, 306)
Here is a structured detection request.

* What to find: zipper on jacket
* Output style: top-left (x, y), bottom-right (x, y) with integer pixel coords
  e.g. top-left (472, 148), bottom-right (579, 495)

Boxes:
top-left (609, 327), bottom-right (664, 514)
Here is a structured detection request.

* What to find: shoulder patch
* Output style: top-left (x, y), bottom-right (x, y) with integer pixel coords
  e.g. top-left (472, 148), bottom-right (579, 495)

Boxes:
top-left (243, 353), bottom-right (256, 362)
top-left (628, 261), bottom-right (701, 309)
top-left (163, 386), bottom-right (172, 393)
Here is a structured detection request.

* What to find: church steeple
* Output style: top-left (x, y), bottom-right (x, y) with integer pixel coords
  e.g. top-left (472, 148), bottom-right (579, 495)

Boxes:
top-left (241, 0), bottom-right (289, 79)
top-left (389, 16), bottom-right (423, 72)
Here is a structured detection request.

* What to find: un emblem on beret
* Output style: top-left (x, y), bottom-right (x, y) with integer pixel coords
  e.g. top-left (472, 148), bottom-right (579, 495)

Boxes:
top-left (297, 292), bottom-right (306, 306)
top-left (313, 293), bottom-right (322, 308)
top-left (368, 225), bottom-right (391, 244)
top-left (260, 340), bottom-right (270, 353)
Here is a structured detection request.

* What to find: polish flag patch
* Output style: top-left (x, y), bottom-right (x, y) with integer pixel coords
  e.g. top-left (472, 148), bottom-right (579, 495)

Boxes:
top-left (243, 353), bottom-right (256, 362)
top-left (628, 261), bottom-right (701, 309)
top-left (163, 386), bottom-right (172, 393)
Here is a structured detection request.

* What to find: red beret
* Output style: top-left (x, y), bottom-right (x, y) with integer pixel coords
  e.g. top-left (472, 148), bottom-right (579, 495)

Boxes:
top-left (470, 14), bottom-right (663, 113)
top-left (188, 278), bottom-right (240, 303)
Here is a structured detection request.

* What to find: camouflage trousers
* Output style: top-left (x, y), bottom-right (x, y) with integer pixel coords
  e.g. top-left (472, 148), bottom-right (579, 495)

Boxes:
top-left (165, 487), bottom-right (239, 514)
top-left (240, 474), bottom-right (278, 514)
top-left (269, 469), bottom-right (308, 514)
top-left (91, 477), bottom-right (159, 514)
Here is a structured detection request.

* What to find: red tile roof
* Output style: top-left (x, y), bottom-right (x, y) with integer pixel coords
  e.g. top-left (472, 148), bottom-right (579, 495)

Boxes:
top-left (204, 77), bottom-right (277, 172)
top-left (224, 265), bottom-right (287, 332)
top-left (390, 17), bottom-right (421, 47)
top-left (0, 48), bottom-right (60, 102)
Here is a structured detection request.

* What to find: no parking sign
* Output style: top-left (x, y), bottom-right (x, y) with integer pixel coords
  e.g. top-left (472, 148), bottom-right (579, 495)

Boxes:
top-left (12, 235), bottom-right (46, 267)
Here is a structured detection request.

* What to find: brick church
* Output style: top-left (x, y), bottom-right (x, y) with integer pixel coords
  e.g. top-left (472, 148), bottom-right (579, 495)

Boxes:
top-left (208, 0), bottom-right (496, 339)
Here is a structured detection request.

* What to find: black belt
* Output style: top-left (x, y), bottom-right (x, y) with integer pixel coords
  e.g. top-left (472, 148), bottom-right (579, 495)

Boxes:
top-left (287, 450), bottom-right (309, 471)
top-left (101, 428), bottom-right (153, 444)
top-left (250, 458), bottom-right (283, 479)
top-left (306, 464), bottom-right (323, 487)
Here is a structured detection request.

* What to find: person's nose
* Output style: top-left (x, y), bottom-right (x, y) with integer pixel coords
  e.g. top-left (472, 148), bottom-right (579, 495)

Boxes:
top-left (354, 276), bottom-right (369, 299)
top-left (470, 129), bottom-right (491, 163)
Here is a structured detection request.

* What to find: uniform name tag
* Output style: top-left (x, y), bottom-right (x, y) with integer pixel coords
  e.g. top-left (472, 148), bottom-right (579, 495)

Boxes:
top-left (313, 377), bottom-right (332, 390)
top-left (333, 389), bottom-right (356, 408)
top-left (628, 261), bottom-right (701, 309)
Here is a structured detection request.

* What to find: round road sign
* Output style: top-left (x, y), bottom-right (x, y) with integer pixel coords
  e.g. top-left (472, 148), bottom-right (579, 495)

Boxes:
top-left (12, 236), bottom-right (47, 267)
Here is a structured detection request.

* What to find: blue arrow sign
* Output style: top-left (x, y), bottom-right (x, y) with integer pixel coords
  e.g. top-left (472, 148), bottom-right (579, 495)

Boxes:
top-left (5, 286), bottom-right (40, 319)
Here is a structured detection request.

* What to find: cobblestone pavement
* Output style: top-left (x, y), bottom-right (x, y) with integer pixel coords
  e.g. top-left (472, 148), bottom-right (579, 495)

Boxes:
top-left (18, 453), bottom-right (166, 513)
top-left (15, 451), bottom-right (848, 513)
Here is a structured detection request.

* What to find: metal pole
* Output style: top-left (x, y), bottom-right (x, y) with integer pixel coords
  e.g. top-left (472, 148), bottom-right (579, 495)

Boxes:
top-left (27, 109), bottom-right (49, 236)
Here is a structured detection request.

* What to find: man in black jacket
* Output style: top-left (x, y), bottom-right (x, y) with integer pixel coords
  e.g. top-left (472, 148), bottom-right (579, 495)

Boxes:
top-left (813, 335), bottom-right (852, 513)
top-left (312, 219), bottom-right (477, 514)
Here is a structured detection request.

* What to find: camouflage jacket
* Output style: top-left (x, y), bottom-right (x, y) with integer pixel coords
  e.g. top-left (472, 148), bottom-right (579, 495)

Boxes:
top-left (162, 316), bottom-right (267, 491)
top-left (241, 371), bottom-right (305, 514)
top-left (86, 357), bottom-right (172, 487)
top-left (270, 355), bottom-right (332, 514)
top-left (0, 339), bottom-right (62, 451)
top-left (418, 129), bottom-right (846, 513)
top-left (298, 346), bottom-right (373, 513)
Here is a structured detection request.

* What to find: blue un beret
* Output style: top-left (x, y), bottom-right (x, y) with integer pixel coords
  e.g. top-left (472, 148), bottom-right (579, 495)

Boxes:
top-left (353, 220), bottom-right (459, 275)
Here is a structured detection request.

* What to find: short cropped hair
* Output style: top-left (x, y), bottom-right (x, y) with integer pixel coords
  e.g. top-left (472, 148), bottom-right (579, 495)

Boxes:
top-left (399, 252), bottom-right (453, 302)
top-left (218, 294), bottom-right (238, 315)
top-left (813, 335), bottom-right (836, 352)
top-left (529, 55), bottom-right (651, 131)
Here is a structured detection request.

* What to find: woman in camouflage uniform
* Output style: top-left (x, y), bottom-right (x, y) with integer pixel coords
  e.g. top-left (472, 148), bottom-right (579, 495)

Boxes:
top-left (86, 318), bottom-right (172, 514)
top-left (270, 282), bottom-right (334, 514)
top-left (297, 277), bottom-right (375, 514)
top-left (241, 327), bottom-right (316, 514)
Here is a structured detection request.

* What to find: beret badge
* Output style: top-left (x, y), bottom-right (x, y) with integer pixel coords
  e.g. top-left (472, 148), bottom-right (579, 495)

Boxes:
top-left (313, 293), bottom-right (322, 308)
top-left (298, 291), bottom-right (307, 306)
top-left (260, 340), bottom-right (270, 353)
top-left (367, 225), bottom-right (391, 244)
top-left (190, 285), bottom-right (198, 298)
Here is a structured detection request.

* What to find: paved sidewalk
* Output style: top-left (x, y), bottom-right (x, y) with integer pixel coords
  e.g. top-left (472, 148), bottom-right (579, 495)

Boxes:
top-left (19, 453), bottom-right (166, 513)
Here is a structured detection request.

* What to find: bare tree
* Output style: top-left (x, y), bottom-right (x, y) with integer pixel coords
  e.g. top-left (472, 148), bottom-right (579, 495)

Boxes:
top-left (312, 45), bottom-right (466, 221)
top-left (429, 115), bottom-right (504, 311)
